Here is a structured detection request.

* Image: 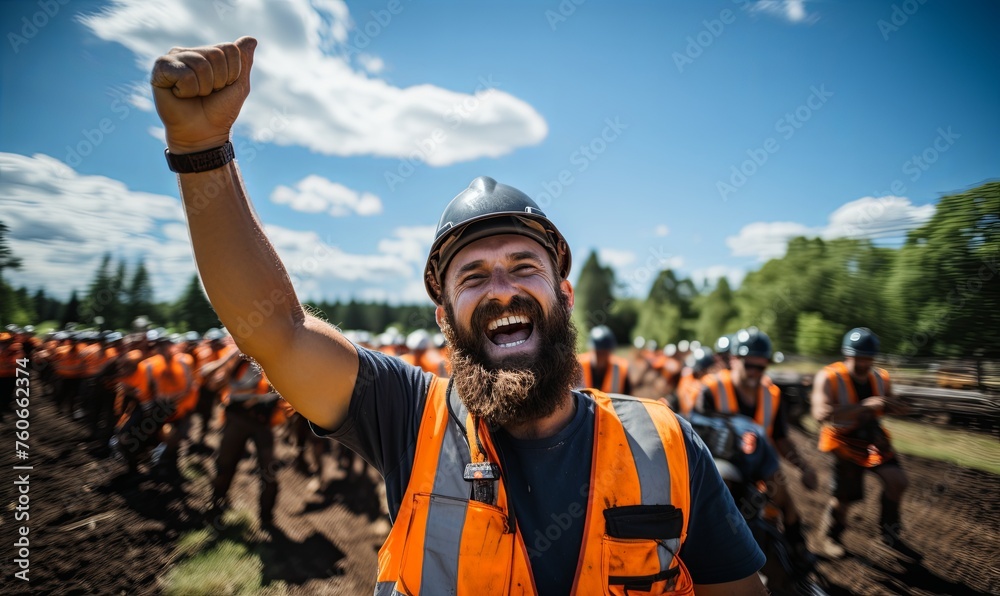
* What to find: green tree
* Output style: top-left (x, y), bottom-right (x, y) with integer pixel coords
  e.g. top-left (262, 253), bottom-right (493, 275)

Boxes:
top-left (795, 312), bottom-right (842, 357)
top-left (61, 290), bottom-right (81, 328)
top-left (0, 221), bottom-right (24, 324)
top-left (176, 274), bottom-right (219, 332)
top-left (886, 182), bottom-right (1000, 357)
top-left (125, 260), bottom-right (156, 325)
top-left (694, 277), bottom-right (739, 345)
top-left (636, 269), bottom-right (698, 343)
top-left (575, 250), bottom-right (616, 333)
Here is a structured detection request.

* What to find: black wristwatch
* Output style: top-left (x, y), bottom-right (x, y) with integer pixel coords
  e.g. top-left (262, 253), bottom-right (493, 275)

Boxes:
top-left (164, 141), bottom-right (235, 173)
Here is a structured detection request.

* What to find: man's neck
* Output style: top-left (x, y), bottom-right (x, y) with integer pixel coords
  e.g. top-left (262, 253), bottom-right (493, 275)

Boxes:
top-left (502, 390), bottom-right (576, 441)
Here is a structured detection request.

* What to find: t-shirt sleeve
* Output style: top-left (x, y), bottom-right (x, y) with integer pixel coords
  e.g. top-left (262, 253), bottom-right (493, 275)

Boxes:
top-left (676, 415), bottom-right (766, 584)
top-left (308, 345), bottom-right (434, 514)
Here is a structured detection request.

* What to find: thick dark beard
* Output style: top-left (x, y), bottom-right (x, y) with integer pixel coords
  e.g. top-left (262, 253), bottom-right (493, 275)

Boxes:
top-left (440, 291), bottom-right (581, 427)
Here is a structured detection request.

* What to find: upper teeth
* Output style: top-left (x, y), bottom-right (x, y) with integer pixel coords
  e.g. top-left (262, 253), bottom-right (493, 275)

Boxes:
top-left (488, 314), bottom-right (531, 331)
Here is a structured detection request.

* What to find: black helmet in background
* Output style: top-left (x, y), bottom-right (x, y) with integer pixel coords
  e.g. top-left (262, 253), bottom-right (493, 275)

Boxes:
top-left (423, 176), bottom-right (571, 304)
top-left (842, 327), bottom-right (879, 357)
top-left (588, 325), bottom-right (616, 352)
top-left (687, 347), bottom-right (717, 375)
top-left (730, 327), bottom-right (774, 361)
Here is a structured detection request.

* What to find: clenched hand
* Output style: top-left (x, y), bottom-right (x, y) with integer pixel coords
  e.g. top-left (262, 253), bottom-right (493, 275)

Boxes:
top-left (150, 36), bottom-right (257, 155)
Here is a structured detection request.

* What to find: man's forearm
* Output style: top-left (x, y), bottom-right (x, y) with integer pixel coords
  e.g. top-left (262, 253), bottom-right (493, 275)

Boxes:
top-left (177, 161), bottom-right (301, 354)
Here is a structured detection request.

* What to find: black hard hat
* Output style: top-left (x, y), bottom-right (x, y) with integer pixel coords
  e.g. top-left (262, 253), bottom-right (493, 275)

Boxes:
top-left (715, 334), bottom-right (736, 354)
top-left (842, 327), bottom-right (879, 357)
top-left (687, 347), bottom-right (716, 374)
top-left (423, 176), bottom-right (571, 304)
top-left (588, 325), bottom-right (616, 351)
top-left (731, 327), bottom-right (773, 360)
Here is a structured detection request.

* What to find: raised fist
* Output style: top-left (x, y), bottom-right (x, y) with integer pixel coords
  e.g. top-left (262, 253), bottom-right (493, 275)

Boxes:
top-left (150, 36), bottom-right (257, 155)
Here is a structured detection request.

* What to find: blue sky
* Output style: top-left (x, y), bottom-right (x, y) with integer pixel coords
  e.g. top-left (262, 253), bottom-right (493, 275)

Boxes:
top-left (2, 0), bottom-right (998, 307)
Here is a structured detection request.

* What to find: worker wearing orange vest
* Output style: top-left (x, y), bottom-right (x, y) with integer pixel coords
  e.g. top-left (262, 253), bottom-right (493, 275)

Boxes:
top-left (0, 335), bottom-right (25, 423)
top-left (575, 325), bottom-right (632, 395)
top-left (190, 328), bottom-right (236, 452)
top-left (811, 328), bottom-right (914, 560)
top-left (51, 334), bottom-right (91, 418)
top-left (151, 39), bottom-right (768, 594)
top-left (696, 328), bottom-right (817, 568)
top-left (673, 347), bottom-right (717, 416)
top-left (209, 355), bottom-right (282, 529)
top-left (401, 330), bottom-right (449, 377)
top-left (87, 332), bottom-right (124, 451)
top-left (138, 332), bottom-right (196, 479)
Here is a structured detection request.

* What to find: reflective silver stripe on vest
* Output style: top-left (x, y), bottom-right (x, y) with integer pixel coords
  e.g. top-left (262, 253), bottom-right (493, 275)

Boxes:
top-left (834, 372), bottom-right (851, 406)
top-left (713, 375), bottom-right (733, 414)
top-left (609, 396), bottom-right (679, 571)
top-left (411, 385), bottom-right (475, 593)
top-left (873, 370), bottom-right (885, 395)
top-left (760, 384), bottom-right (774, 433)
top-left (373, 581), bottom-right (403, 595)
top-left (611, 363), bottom-right (621, 393)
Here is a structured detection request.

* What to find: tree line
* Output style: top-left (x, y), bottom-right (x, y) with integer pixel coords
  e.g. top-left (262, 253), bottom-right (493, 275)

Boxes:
top-left (2, 181), bottom-right (997, 357)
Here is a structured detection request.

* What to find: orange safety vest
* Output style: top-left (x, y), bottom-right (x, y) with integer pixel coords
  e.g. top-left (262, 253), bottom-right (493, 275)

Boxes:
top-left (53, 346), bottom-right (90, 379)
top-left (702, 369), bottom-right (781, 439)
top-left (401, 351), bottom-right (450, 377)
top-left (374, 380), bottom-right (694, 595)
top-left (817, 362), bottom-right (892, 467)
top-left (674, 372), bottom-right (701, 416)
top-left (141, 353), bottom-right (198, 422)
top-left (221, 361), bottom-right (286, 427)
top-left (577, 353), bottom-right (630, 394)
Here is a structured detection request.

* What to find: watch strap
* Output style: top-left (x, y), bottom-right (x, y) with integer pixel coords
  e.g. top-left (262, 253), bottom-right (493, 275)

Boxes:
top-left (165, 141), bottom-right (235, 173)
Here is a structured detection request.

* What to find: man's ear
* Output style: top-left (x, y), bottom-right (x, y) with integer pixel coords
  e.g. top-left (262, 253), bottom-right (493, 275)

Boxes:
top-left (435, 305), bottom-right (446, 329)
top-left (560, 279), bottom-right (575, 310)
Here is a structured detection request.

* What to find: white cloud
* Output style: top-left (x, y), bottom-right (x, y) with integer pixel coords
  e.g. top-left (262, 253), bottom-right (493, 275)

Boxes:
top-left (357, 54), bottom-right (385, 74)
top-left (0, 152), bottom-right (194, 301)
top-left (148, 126), bottom-right (166, 143)
top-left (377, 226), bottom-right (437, 266)
top-left (727, 221), bottom-right (817, 260)
top-left (270, 175), bottom-right (382, 217)
top-left (79, 0), bottom-right (548, 166)
top-left (749, 0), bottom-right (817, 24)
top-left (598, 248), bottom-right (637, 269)
top-left (1, 152), bottom-right (436, 306)
top-left (823, 196), bottom-right (935, 240)
top-left (727, 195), bottom-right (935, 261)
top-left (654, 224), bottom-right (670, 237)
top-left (690, 266), bottom-right (747, 289)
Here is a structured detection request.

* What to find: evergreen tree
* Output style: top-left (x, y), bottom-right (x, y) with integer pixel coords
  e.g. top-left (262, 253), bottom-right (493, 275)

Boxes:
top-left (125, 260), bottom-right (156, 325)
top-left (575, 250), bottom-right (616, 333)
top-left (61, 291), bottom-right (81, 329)
top-left (0, 221), bottom-right (24, 324)
top-left (176, 274), bottom-right (219, 332)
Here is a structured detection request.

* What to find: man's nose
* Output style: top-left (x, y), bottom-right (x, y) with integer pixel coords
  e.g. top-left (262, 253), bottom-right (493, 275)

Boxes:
top-left (485, 268), bottom-right (520, 303)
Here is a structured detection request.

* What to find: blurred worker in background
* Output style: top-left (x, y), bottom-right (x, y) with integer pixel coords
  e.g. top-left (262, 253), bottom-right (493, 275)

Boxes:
top-left (576, 325), bottom-right (632, 394)
top-left (812, 328), bottom-right (915, 560)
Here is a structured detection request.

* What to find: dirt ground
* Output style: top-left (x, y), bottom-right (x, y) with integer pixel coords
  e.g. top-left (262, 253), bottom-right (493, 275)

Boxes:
top-left (2, 383), bottom-right (998, 595)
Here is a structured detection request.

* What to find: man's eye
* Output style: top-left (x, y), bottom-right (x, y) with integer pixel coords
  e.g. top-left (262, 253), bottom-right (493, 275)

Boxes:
top-left (462, 274), bottom-right (486, 284)
top-left (513, 264), bottom-right (535, 273)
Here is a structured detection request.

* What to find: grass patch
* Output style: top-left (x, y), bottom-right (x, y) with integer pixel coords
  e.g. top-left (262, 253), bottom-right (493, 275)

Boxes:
top-left (162, 508), bottom-right (287, 596)
top-left (880, 418), bottom-right (1000, 475)
top-left (801, 417), bottom-right (1000, 475)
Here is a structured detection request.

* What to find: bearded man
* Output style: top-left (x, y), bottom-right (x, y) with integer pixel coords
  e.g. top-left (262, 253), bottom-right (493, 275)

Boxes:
top-left (150, 36), bottom-right (767, 595)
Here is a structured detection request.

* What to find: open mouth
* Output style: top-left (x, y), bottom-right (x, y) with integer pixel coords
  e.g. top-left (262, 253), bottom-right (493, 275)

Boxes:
top-left (485, 314), bottom-right (534, 348)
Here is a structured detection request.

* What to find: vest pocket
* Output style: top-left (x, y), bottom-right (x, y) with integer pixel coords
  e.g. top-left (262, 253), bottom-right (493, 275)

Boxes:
top-left (398, 493), bottom-right (513, 595)
top-left (601, 505), bottom-right (692, 595)
top-left (602, 536), bottom-right (680, 595)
